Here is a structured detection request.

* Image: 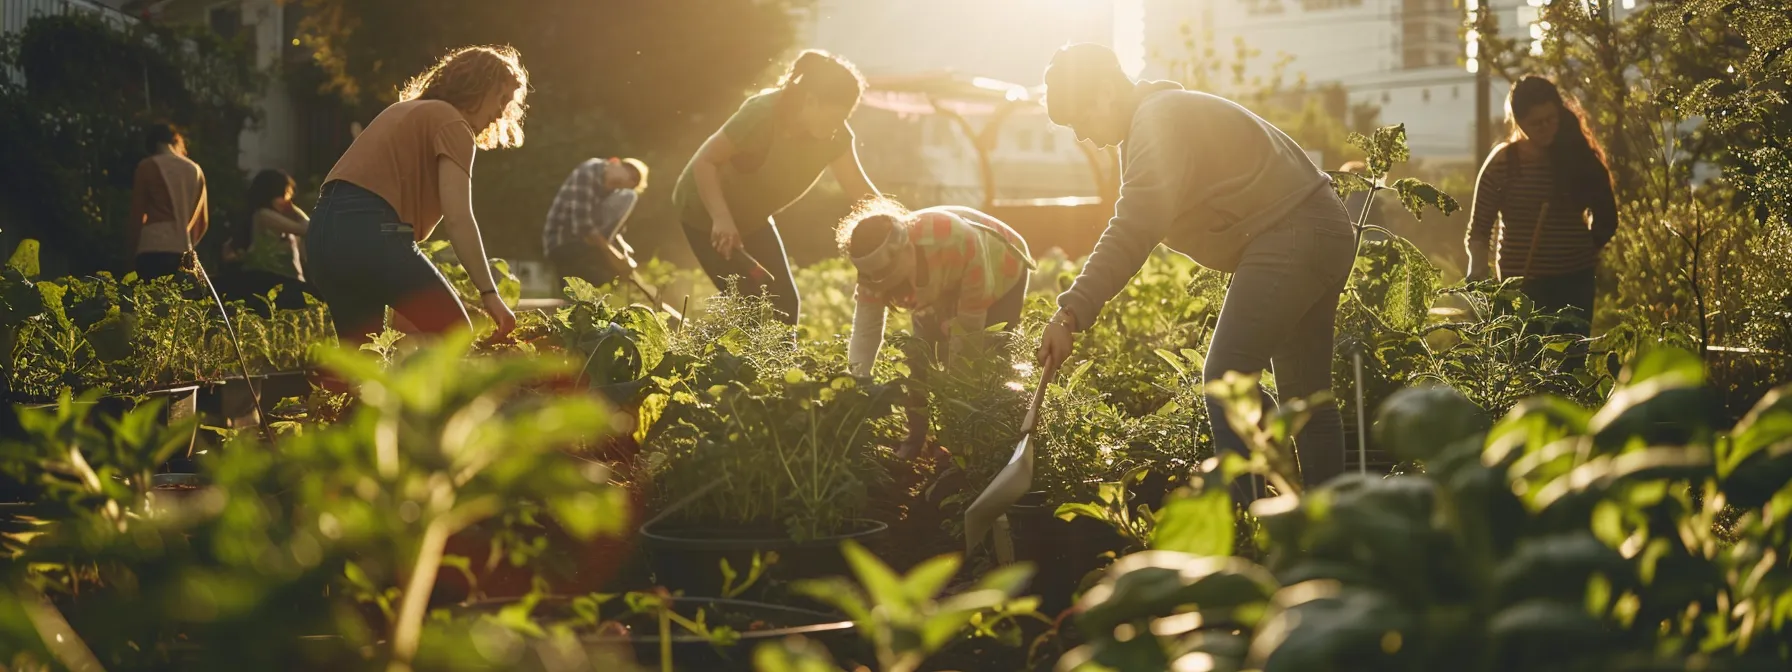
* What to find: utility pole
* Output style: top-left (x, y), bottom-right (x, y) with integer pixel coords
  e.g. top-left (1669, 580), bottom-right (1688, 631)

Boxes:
top-left (1471, 0), bottom-right (1492, 160)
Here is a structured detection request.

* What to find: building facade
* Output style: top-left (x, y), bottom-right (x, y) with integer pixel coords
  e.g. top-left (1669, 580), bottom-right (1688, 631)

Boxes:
top-left (1142, 0), bottom-right (1549, 161)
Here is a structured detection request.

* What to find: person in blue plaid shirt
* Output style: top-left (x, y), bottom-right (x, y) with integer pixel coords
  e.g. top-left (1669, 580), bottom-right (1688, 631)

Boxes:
top-left (541, 156), bottom-right (648, 288)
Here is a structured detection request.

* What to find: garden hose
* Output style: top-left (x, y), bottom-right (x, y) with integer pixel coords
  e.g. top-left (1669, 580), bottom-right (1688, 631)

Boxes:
top-left (183, 251), bottom-right (271, 443)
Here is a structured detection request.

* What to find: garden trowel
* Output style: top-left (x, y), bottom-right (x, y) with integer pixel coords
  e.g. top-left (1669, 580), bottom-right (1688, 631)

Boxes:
top-left (964, 361), bottom-right (1059, 561)
top-left (598, 235), bottom-right (684, 324)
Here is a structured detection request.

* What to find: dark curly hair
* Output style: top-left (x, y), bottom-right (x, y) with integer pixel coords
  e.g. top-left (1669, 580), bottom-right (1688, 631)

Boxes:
top-left (400, 45), bottom-right (530, 150)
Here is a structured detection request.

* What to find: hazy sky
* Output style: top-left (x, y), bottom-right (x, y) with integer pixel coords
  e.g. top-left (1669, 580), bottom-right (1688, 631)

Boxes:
top-left (811, 0), bottom-right (1142, 85)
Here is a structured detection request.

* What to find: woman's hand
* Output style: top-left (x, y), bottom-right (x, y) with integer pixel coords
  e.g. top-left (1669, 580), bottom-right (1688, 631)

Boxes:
top-left (710, 215), bottom-right (742, 260)
top-left (481, 291), bottom-right (516, 340)
top-left (1036, 308), bottom-right (1077, 373)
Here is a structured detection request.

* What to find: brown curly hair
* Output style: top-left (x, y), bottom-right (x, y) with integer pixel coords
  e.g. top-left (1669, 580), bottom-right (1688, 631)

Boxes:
top-left (400, 45), bottom-right (529, 150)
top-left (835, 196), bottom-right (910, 257)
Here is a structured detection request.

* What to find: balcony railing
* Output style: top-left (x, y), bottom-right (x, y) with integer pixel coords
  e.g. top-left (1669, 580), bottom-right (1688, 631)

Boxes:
top-left (2, 0), bottom-right (135, 37)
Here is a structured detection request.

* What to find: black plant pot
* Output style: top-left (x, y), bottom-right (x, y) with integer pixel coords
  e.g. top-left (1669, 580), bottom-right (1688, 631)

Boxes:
top-left (640, 518), bottom-right (888, 600)
top-left (1007, 491), bottom-right (1126, 617)
top-left (449, 595), bottom-right (857, 671)
top-left (196, 370), bottom-right (311, 429)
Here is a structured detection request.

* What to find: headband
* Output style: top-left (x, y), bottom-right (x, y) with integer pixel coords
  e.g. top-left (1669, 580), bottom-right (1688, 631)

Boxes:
top-left (850, 220), bottom-right (910, 282)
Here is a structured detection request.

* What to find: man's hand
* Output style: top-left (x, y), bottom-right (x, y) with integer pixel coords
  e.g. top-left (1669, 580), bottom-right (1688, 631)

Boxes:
top-left (482, 292), bottom-right (516, 340)
top-left (1036, 308), bottom-right (1077, 373)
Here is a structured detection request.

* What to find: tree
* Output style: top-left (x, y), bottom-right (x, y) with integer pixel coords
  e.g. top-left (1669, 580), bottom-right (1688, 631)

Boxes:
top-left (292, 0), bottom-right (813, 260)
top-left (0, 14), bottom-right (261, 276)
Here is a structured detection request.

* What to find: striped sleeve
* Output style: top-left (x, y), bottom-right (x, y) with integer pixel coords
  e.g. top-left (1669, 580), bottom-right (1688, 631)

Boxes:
top-left (1465, 144), bottom-right (1508, 279)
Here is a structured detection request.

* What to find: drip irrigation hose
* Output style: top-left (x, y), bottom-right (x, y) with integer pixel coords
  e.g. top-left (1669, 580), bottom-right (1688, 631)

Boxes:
top-left (184, 252), bottom-right (271, 443)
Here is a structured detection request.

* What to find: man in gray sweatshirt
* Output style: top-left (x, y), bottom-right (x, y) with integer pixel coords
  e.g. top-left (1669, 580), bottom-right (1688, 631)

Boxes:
top-left (1034, 44), bottom-right (1357, 497)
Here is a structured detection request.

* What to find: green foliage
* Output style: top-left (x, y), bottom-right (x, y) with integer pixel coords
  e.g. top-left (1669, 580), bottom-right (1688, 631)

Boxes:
top-left (1063, 349), bottom-right (1792, 670)
top-left (1, 263), bottom-right (331, 398)
top-left (642, 290), bottom-right (906, 540)
top-left (788, 541), bottom-right (1040, 672)
top-left (0, 334), bottom-right (628, 671)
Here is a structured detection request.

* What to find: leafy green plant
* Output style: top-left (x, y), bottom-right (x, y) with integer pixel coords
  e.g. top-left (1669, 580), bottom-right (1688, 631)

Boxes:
top-left (781, 541), bottom-right (1041, 672)
top-left (1, 333), bottom-right (630, 671)
top-left (645, 364), bottom-right (905, 540)
top-left (1059, 348), bottom-right (1792, 671)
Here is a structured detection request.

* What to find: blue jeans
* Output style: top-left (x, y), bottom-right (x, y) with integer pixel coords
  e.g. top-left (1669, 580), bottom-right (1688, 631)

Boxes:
top-left (682, 219), bottom-right (800, 326)
top-left (304, 181), bottom-right (469, 343)
top-left (1204, 188), bottom-right (1357, 500)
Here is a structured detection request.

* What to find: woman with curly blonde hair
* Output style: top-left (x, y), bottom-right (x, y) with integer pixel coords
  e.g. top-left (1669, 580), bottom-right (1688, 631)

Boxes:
top-left (306, 45), bottom-right (529, 344)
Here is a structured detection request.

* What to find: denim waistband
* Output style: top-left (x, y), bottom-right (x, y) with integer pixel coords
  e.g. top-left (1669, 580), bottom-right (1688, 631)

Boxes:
top-left (317, 181), bottom-right (407, 232)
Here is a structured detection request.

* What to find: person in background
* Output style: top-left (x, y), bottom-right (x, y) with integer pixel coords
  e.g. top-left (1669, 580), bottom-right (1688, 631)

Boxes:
top-left (838, 199), bottom-right (1034, 459)
top-left (1465, 75), bottom-right (1618, 341)
top-left (1032, 44), bottom-right (1357, 499)
top-left (673, 49), bottom-right (885, 326)
top-left (541, 156), bottom-right (648, 289)
top-left (305, 45), bottom-right (528, 344)
top-left (223, 169), bottom-right (315, 310)
top-left (127, 123), bottom-right (209, 280)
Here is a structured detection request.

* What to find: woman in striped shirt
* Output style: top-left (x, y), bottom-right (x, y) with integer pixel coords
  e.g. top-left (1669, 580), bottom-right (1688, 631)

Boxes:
top-left (1465, 75), bottom-right (1618, 339)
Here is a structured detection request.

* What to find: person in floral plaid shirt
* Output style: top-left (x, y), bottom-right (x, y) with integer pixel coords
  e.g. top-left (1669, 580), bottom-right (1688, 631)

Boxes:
top-left (838, 198), bottom-right (1035, 458)
top-left (541, 156), bottom-right (648, 289)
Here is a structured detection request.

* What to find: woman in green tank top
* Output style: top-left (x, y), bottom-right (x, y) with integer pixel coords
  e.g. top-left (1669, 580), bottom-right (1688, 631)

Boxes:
top-left (672, 50), bottom-right (886, 326)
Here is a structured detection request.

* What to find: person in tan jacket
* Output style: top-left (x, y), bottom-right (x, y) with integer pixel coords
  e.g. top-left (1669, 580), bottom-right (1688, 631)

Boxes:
top-left (305, 45), bottom-right (528, 344)
top-left (127, 123), bottom-right (208, 280)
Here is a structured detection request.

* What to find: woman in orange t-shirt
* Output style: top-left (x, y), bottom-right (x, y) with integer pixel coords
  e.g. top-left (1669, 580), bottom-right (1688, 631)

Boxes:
top-left (305, 45), bottom-right (528, 343)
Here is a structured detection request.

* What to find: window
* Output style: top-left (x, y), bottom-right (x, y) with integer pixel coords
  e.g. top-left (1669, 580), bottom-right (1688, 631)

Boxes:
top-left (1381, 91), bottom-right (1391, 104)
top-left (1016, 130), bottom-right (1034, 152)
top-left (1422, 88), bottom-right (1431, 103)
top-left (1453, 85), bottom-right (1461, 99)
top-left (209, 6), bottom-right (241, 40)
top-left (1042, 132), bottom-right (1057, 153)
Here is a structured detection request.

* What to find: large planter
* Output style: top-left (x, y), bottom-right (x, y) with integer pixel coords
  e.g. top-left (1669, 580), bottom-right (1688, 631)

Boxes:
top-left (196, 370), bottom-right (311, 429)
top-left (455, 596), bottom-right (857, 671)
top-left (640, 518), bottom-right (889, 599)
top-left (1007, 491), bottom-right (1126, 616)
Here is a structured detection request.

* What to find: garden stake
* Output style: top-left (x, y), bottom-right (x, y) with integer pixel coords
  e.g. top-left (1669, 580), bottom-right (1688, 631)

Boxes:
top-left (186, 252), bottom-right (271, 443)
top-left (1348, 176), bottom-right (1400, 477)
top-left (964, 359), bottom-right (1059, 560)
top-left (1354, 347), bottom-right (1367, 474)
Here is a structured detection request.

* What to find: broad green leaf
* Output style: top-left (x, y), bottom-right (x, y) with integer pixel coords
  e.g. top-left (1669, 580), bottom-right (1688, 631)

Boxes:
top-left (1389, 178), bottom-right (1461, 220)
top-left (841, 540), bottom-right (906, 612)
top-left (1373, 385), bottom-right (1489, 463)
top-left (901, 554), bottom-right (961, 603)
top-left (1258, 586), bottom-right (1411, 672)
top-left (1151, 489), bottom-right (1234, 557)
top-left (791, 577), bottom-right (870, 623)
top-left (1154, 348), bottom-right (1189, 377)
top-left (1327, 170), bottom-right (1376, 199)
top-left (1076, 553), bottom-right (1277, 636)
top-left (8, 239), bottom-right (39, 278)
top-left (1055, 502), bottom-right (1112, 524)
top-left (1491, 533), bottom-right (1630, 606)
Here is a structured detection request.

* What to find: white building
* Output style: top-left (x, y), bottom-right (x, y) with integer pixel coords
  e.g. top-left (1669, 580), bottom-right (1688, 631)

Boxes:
top-left (1142, 0), bottom-right (1547, 161)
